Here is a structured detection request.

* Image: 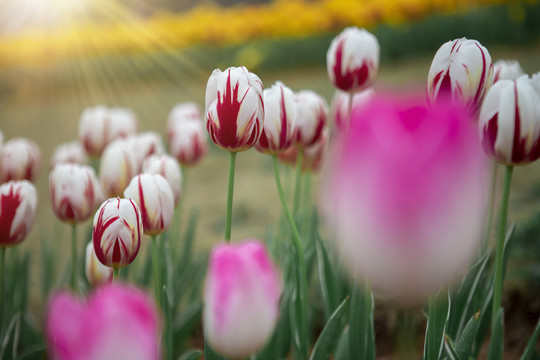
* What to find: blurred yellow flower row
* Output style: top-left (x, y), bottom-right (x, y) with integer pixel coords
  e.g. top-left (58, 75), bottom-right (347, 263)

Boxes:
top-left (0, 0), bottom-right (524, 68)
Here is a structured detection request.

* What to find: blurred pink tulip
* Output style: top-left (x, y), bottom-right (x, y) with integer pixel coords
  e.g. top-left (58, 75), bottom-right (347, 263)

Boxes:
top-left (204, 240), bottom-right (281, 358)
top-left (142, 154), bottom-right (182, 207)
top-left (168, 120), bottom-right (208, 166)
top-left (0, 180), bottom-right (37, 247)
top-left (50, 141), bottom-right (88, 169)
top-left (0, 138), bottom-right (41, 183)
top-left (85, 241), bottom-right (113, 287)
top-left (293, 90), bottom-right (328, 149)
top-left (46, 283), bottom-right (159, 360)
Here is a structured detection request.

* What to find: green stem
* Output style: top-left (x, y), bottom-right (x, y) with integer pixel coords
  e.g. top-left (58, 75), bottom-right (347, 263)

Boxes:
top-left (113, 267), bottom-right (120, 282)
top-left (482, 162), bottom-right (498, 254)
top-left (293, 151), bottom-right (304, 216)
top-left (151, 236), bottom-right (161, 306)
top-left (492, 165), bottom-right (513, 324)
top-left (70, 224), bottom-right (77, 291)
top-left (225, 152), bottom-right (237, 242)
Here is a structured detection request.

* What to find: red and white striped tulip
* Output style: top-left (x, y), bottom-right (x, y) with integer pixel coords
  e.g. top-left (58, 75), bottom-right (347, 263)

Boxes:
top-left (480, 76), bottom-right (540, 165)
top-left (0, 138), bottom-right (41, 183)
top-left (331, 89), bottom-right (375, 131)
top-left (278, 128), bottom-right (329, 173)
top-left (327, 27), bottom-right (380, 93)
top-left (293, 90), bottom-right (328, 149)
top-left (142, 154), bottom-right (182, 207)
top-left (50, 141), bottom-right (87, 169)
top-left (205, 66), bottom-right (264, 152)
top-left (167, 102), bottom-right (202, 131)
top-left (204, 240), bottom-right (281, 358)
top-left (49, 164), bottom-right (103, 223)
top-left (124, 174), bottom-right (174, 236)
top-left (99, 138), bottom-right (139, 198)
top-left (427, 38), bottom-right (493, 113)
top-left (0, 180), bottom-right (37, 247)
top-left (92, 197), bottom-right (142, 268)
top-left (493, 60), bottom-right (524, 83)
top-left (85, 241), bottom-right (113, 286)
top-left (256, 81), bottom-right (297, 155)
top-left (168, 119), bottom-right (208, 166)
top-left (132, 132), bottom-right (165, 166)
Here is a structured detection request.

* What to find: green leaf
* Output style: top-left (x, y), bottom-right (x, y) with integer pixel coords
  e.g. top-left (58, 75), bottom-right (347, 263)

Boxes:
top-left (423, 292), bottom-right (451, 360)
top-left (487, 309), bottom-right (504, 360)
top-left (309, 296), bottom-right (349, 360)
top-left (349, 283), bottom-right (375, 360)
top-left (178, 349), bottom-right (202, 360)
top-left (444, 335), bottom-right (459, 360)
top-left (454, 312), bottom-right (481, 360)
top-left (203, 341), bottom-right (225, 360)
top-left (173, 302), bottom-right (202, 354)
top-left (162, 287), bottom-right (174, 360)
top-left (334, 327), bottom-right (350, 360)
top-left (520, 316), bottom-right (540, 360)
top-left (315, 236), bottom-right (338, 320)
top-left (472, 285), bottom-right (493, 358)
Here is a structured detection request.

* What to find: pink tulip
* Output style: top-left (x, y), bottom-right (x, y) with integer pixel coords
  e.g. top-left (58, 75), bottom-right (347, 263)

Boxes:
top-left (0, 180), bottom-right (37, 247)
top-left (204, 240), bottom-right (281, 358)
top-left (46, 283), bottom-right (159, 360)
top-left (142, 154), bottom-right (182, 207)
top-left (92, 197), bottom-right (142, 268)
top-left (168, 119), bottom-right (208, 166)
top-left (293, 90), bottom-right (328, 149)
top-left (50, 141), bottom-right (88, 169)
top-left (0, 138), bottom-right (41, 183)
top-left (85, 241), bottom-right (113, 287)
top-left (322, 95), bottom-right (488, 298)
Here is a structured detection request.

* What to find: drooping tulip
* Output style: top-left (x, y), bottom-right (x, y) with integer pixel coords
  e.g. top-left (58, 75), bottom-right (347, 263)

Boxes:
top-left (479, 76), bottom-right (540, 166)
top-left (92, 197), bottom-right (142, 268)
top-left (331, 89), bottom-right (375, 131)
top-left (47, 283), bottom-right (159, 360)
top-left (256, 81), bottom-right (297, 155)
top-left (85, 241), bottom-right (113, 287)
top-left (493, 60), bottom-right (525, 83)
top-left (49, 164), bottom-right (103, 223)
top-left (123, 174), bottom-right (174, 235)
top-left (168, 119), bottom-right (208, 166)
top-left (427, 38), bottom-right (493, 113)
top-left (327, 27), bottom-right (380, 93)
top-left (0, 180), bottom-right (37, 247)
top-left (204, 240), bottom-right (281, 358)
top-left (0, 138), bottom-right (41, 183)
top-left (99, 138), bottom-right (139, 198)
top-left (205, 66), bottom-right (264, 152)
top-left (293, 90), bottom-right (328, 149)
top-left (50, 141), bottom-right (88, 169)
top-left (142, 154), bottom-right (182, 207)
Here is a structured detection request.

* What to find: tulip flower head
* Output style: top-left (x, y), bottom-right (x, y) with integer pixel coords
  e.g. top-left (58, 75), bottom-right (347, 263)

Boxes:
top-left (99, 138), bottom-right (139, 198)
top-left (132, 132), bottom-right (165, 166)
top-left (0, 180), bottom-right (37, 247)
top-left (50, 141), bottom-right (88, 169)
top-left (168, 119), bottom-right (208, 166)
top-left (331, 89), bottom-right (375, 131)
top-left (427, 38), bottom-right (493, 113)
top-left (322, 95), bottom-right (488, 299)
top-left (0, 138), bottom-right (41, 183)
top-left (142, 154), bottom-right (182, 207)
top-left (205, 66), bottom-right (264, 152)
top-left (327, 27), bottom-right (380, 93)
top-left (124, 174), bottom-right (174, 236)
top-left (493, 60), bottom-right (524, 83)
top-left (92, 197), bottom-right (142, 268)
top-left (204, 240), bottom-right (281, 358)
top-left (50, 164), bottom-right (103, 223)
top-left (256, 81), bottom-right (297, 154)
top-left (293, 90), bottom-right (328, 149)
top-left (167, 102), bottom-right (202, 131)
top-left (479, 76), bottom-right (540, 166)
top-left (85, 241), bottom-right (113, 287)
top-left (47, 283), bottom-right (159, 360)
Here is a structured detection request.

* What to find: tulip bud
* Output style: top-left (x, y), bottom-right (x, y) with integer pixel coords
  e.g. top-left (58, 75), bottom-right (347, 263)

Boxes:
top-left (493, 60), bottom-right (524, 83)
top-left (50, 141), bottom-right (88, 169)
top-left (132, 132), bottom-right (165, 166)
top-left (0, 180), bottom-right (37, 247)
top-left (331, 89), bottom-right (375, 131)
top-left (99, 138), bottom-right (139, 198)
top-left (0, 138), bottom-right (41, 183)
top-left (49, 164), bottom-right (103, 223)
top-left (327, 27), bottom-right (380, 93)
top-left (479, 76), bottom-right (540, 165)
top-left (302, 128), bottom-right (328, 172)
top-left (204, 240), bottom-right (281, 358)
top-left (293, 90), bottom-right (328, 149)
top-left (256, 81), bottom-right (297, 155)
top-left (168, 120), bottom-right (208, 166)
top-left (85, 241), bottom-right (113, 286)
top-left (205, 66), bottom-right (264, 152)
top-left (92, 197), bottom-right (142, 268)
top-left (427, 38), bottom-right (493, 113)
top-left (142, 154), bottom-right (182, 207)
top-left (124, 174), bottom-right (174, 235)
top-left (167, 102), bottom-right (202, 133)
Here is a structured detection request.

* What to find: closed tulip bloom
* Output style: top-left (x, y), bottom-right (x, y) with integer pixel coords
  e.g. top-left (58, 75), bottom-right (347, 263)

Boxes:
top-left (302, 128), bottom-right (328, 172)
top-left (142, 155), bottom-right (182, 207)
top-left (479, 76), bottom-right (540, 165)
top-left (47, 283), bottom-right (159, 360)
top-left (167, 102), bottom-right (202, 132)
top-left (293, 90), bottom-right (328, 149)
top-left (124, 174), bottom-right (174, 235)
top-left (331, 89), bottom-right (375, 131)
top-left (256, 82), bottom-right (297, 155)
top-left (0, 180), bottom-right (37, 247)
top-left (327, 27), bottom-right (380, 93)
top-left (50, 141), bottom-right (88, 169)
top-left (427, 38), bottom-right (493, 113)
top-left (132, 132), bottom-right (165, 167)
top-left (493, 60), bottom-right (524, 83)
top-left (49, 164), bottom-right (103, 223)
top-left (204, 240), bottom-right (281, 358)
top-left (205, 66), bottom-right (264, 152)
top-left (85, 241), bottom-right (113, 287)
top-left (109, 107), bottom-right (139, 138)
top-left (168, 120), bottom-right (208, 166)
top-left (99, 138), bottom-right (139, 198)
top-left (0, 138), bottom-right (41, 183)
top-left (92, 197), bottom-right (142, 268)
top-left (322, 95), bottom-right (488, 299)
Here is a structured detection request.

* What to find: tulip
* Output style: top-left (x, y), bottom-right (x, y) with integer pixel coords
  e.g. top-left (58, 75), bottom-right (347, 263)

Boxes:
top-left (204, 240), bottom-right (281, 358)
top-left (205, 66), bottom-right (264, 152)
top-left (327, 27), bottom-right (380, 93)
top-left (331, 89), bottom-right (375, 131)
top-left (0, 138), bottom-right (41, 183)
top-left (50, 141), bottom-right (88, 169)
top-left (50, 164), bottom-right (103, 223)
top-left (0, 180), bottom-right (37, 247)
top-left (142, 154), bottom-right (182, 207)
top-left (256, 81), bottom-right (297, 155)
top-left (168, 119), bottom-right (208, 166)
top-left (277, 129), bottom-right (329, 173)
top-left (493, 60), bottom-right (524, 83)
top-left (167, 102), bottom-right (202, 132)
top-left (321, 95), bottom-right (487, 298)
top-left (124, 174), bottom-right (174, 235)
top-left (85, 241), bottom-right (113, 287)
top-left (47, 283), bottom-right (159, 360)
top-left (92, 197), bottom-right (142, 268)
top-left (479, 76), bottom-right (540, 166)
top-left (427, 38), bottom-right (493, 113)
top-left (109, 106), bottom-right (139, 138)
top-left (99, 138), bottom-right (139, 198)
top-left (132, 132), bottom-right (165, 167)
top-left (293, 90), bottom-right (328, 149)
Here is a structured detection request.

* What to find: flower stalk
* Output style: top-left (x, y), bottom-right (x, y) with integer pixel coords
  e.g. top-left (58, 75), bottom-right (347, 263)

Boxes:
top-left (151, 236), bottom-right (161, 305)
top-left (225, 152), bottom-right (237, 242)
top-left (293, 151), bottom-right (304, 216)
